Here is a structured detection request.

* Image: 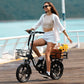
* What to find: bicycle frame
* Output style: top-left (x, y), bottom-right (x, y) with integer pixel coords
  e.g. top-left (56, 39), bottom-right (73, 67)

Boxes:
top-left (25, 31), bottom-right (44, 68)
top-left (16, 31), bottom-right (64, 83)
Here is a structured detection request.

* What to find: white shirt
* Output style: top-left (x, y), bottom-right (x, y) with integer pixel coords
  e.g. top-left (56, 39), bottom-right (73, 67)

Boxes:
top-left (32, 13), bottom-right (65, 41)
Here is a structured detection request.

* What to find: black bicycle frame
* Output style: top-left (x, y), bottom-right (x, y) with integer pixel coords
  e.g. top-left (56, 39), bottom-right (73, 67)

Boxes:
top-left (26, 31), bottom-right (44, 67)
top-left (28, 32), bottom-right (35, 55)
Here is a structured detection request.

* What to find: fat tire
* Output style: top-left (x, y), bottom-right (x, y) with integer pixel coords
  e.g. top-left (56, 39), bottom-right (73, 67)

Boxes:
top-left (50, 61), bottom-right (64, 80)
top-left (16, 64), bottom-right (31, 83)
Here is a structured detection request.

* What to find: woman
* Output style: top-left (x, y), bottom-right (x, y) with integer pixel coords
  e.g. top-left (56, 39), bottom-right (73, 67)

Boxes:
top-left (26, 2), bottom-right (72, 77)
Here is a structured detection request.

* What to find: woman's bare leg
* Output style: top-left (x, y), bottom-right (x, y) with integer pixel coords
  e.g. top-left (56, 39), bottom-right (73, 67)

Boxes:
top-left (32, 38), bottom-right (46, 57)
top-left (45, 42), bottom-right (55, 72)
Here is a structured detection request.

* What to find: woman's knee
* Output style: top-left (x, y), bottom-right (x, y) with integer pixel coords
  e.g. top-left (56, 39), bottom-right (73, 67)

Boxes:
top-left (45, 43), bottom-right (55, 56)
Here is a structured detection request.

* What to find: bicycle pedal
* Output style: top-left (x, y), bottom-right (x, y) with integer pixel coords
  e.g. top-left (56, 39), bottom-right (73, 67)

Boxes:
top-left (41, 74), bottom-right (50, 79)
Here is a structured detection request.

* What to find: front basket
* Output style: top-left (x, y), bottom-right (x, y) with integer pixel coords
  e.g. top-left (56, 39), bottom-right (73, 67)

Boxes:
top-left (15, 49), bottom-right (29, 59)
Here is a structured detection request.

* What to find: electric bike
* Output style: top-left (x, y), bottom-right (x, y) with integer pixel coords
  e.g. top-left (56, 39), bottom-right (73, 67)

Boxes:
top-left (16, 31), bottom-right (64, 83)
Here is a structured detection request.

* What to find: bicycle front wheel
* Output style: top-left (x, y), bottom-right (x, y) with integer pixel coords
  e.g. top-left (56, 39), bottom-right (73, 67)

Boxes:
top-left (50, 61), bottom-right (64, 80)
top-left (16, 64), bottom-right (31, 83)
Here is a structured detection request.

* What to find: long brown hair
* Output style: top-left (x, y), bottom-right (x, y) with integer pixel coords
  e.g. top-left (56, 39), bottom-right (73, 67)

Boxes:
top-left (44, 2), bottom-right (59, 17)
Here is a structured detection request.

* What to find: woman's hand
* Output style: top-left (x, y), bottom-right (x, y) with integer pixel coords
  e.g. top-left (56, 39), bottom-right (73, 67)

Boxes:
top-left (25, 28), bottom-right (35, 33)
top-left (67, 36), bottom-right (72, 43)
top-left (63, 30), bottom-right (72, 43)
top-left (25, 29), bottom-right (29, 32)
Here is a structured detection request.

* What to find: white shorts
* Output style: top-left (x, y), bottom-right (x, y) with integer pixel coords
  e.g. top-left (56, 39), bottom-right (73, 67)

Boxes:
top-left (42, 31), bottom-right (57, 44)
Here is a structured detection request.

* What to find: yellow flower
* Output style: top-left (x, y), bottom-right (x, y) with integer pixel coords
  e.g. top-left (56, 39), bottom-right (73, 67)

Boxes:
top-left (59, 44), bottom-right (69, 52)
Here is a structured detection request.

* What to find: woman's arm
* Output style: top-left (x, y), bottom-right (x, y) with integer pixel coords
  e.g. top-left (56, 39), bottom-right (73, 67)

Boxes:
top-left (26, 14), bottom-right (44, 32)
top-left (63, 30), bottom-right (72, 43)
top-left (54, 15), bottom-right (65, 32)
top-left (54, 15), bottom-right (72, 43)
top-left (32, 14), bottom-right (44, 30)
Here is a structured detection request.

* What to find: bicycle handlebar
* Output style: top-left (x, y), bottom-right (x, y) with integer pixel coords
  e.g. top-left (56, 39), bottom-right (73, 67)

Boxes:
top-left (25, 30), bottom-right (44, 34)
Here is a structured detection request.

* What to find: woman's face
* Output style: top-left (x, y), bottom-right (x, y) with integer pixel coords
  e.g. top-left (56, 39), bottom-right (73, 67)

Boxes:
top-left (43, 3), bottom-right (51, 13)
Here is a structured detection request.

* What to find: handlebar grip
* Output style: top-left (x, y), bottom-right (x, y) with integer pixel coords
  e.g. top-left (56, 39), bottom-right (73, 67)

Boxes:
top-left (28, 30), bottom-right (32, 33)
top-left (38, 31), bottom-right (44, 34)
top-left (25, 30), bottom-right (32, 34)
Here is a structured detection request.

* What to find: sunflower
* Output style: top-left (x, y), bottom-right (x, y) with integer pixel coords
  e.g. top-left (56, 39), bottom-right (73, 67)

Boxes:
top-left (59, 44), bottom-right (68, 52)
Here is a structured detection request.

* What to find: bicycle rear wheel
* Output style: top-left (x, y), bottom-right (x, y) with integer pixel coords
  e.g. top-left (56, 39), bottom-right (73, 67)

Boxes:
top-left (50, 61), bottom-right (64, 80)
top-left (16, 64), bottom-right (31, 83)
